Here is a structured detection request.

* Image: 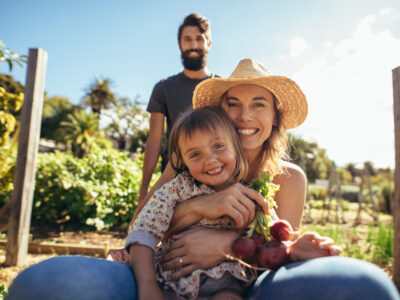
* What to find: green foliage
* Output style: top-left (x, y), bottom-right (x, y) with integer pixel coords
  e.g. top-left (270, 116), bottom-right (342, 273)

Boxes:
top-left (60, 109), bottom-right (104, 158)
top-left (303, 220), bottom-right (393, 267)
top-left (308, 185), bottom-right (327, 201)
top-left (340, 185), bottom-right (359, 202)
top-left (0, 73), bottom-right (24, 95)
top-left (0, 41), bottom-right (27, 72)
top-left (337, 167), bottom-right (352, 184)
top-left (32, 146), bottom-right (149, 230)
top-left (41, 96), bottom-right (78, 142)
top-left (0, 86), bottom-right (24, 146)
top-left (0, 283), bottom-right (7, 300)
top-left (82, 77), bottom-right (116, 115)
top-left (288, 135), bottom-right (332, 182)
top-left (104, 96), bottom-right (150, 151)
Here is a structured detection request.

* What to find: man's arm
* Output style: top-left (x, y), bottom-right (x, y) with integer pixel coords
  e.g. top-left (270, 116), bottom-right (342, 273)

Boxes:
top-left (138, 112), bottom-right (165, 205)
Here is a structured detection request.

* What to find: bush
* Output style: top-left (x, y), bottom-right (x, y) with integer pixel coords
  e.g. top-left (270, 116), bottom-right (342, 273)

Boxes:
top-left (31, 145), bottom-right (152, 230)
top-left (340, 185), bottom-right (359, 202)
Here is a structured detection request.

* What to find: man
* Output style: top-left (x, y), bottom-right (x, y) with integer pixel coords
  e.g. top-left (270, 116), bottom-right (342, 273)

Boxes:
top-left (138, 13), bottom-right (218, 204)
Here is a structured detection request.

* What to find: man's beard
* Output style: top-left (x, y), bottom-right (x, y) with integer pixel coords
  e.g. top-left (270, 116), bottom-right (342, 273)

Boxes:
top-left (181, 49), bottom-right (208, 71)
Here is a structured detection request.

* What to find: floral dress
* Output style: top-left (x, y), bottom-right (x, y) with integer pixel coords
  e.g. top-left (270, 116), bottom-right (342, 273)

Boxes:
top-left (125, 172), bottom-right (256, 299)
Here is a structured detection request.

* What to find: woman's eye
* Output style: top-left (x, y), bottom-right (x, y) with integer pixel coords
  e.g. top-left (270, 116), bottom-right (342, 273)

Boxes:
top-left (227, 101), bottom-right (238, 107)
top-left (254, 102), bottom-right (265, 107)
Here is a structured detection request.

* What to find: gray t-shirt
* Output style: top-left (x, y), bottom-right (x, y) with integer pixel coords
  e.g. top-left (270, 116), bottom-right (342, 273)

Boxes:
top-left (147, 72), bottom-right (217, 140)
top-left (146, 72), bottom-right (218, 165)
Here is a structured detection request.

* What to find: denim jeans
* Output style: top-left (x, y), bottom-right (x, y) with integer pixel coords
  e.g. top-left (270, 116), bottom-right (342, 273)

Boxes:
top-left (6, 256), bottom-right (400, 300)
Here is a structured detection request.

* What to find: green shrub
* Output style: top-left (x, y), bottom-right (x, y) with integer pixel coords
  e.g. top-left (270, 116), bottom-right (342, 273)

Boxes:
top-left (31, 145), bottom-right (154, 230)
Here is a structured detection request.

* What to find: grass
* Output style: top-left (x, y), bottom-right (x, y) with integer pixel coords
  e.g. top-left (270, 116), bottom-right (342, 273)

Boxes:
top-left (302, 200), bottom-right (394, 272)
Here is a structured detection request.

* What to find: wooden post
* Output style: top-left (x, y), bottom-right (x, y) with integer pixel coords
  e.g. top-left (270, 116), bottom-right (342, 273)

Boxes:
top-left (5, 48), bottom-right (47, 266)
top-left (393, 66), bottom-right (400, 284)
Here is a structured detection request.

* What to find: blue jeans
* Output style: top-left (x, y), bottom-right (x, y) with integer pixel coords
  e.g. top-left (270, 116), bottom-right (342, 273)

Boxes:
top-left (6, 256), bottom-right (399, 300)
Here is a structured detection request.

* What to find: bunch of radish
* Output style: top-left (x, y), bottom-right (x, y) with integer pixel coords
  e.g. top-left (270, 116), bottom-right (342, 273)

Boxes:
top-left (232, 174), bottom-right (294, 270)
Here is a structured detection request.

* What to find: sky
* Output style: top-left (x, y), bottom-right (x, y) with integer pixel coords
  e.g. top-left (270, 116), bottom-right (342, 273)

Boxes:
top-left (1, 0), bottom-right (400, 169)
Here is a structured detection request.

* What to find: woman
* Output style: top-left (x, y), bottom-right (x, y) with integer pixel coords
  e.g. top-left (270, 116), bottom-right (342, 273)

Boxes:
top-left (7, 59), bottom-right (399, 300)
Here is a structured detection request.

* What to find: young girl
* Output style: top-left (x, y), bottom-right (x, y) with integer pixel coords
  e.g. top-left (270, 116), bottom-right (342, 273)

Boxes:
top-left (126, 106), bottom-right (256, 300)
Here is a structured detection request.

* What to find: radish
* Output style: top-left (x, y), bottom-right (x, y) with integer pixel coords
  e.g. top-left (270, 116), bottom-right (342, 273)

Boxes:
top-left (270, 220), bottom-right (294, 242)
top-left (232, 236), bottom-right (256, 261)
top-left (257, 241), bottom-right (290, 270)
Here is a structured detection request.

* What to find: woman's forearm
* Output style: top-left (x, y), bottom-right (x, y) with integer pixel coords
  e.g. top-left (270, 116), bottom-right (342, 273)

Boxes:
top-left (165, 196), bottom-right (204, 236)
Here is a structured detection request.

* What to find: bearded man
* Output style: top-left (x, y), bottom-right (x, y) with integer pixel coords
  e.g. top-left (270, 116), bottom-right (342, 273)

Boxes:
top-left (138, 13), bottom-right (218, 205)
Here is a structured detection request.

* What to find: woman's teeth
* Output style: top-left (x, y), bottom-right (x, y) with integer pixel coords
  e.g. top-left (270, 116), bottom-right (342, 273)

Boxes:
top-left (238, 128), bottom-right (257, 135)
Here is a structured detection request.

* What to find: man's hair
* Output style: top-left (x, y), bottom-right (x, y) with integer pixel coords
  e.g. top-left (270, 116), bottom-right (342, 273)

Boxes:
top-left (178, 13), bottom-right (211, 42)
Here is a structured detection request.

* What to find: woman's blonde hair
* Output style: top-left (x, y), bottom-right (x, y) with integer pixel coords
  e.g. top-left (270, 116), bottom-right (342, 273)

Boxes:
top-left (169, 106), bottom-right (248, 184)
top-left (220, 88), bottom-right (290, 176)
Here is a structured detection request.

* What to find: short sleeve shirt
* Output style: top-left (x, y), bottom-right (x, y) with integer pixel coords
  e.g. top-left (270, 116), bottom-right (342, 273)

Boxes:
top-left (146, 72), bottom-right (218, 141)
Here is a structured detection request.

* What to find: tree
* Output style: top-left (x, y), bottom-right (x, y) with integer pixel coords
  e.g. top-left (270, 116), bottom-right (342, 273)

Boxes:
top-left (0, 74), bottom-right (24, 95)
top-left (41, 96), bottom-right (77, 142)
top-left (60, 109), bottom-right (103, 158)
top-left (288, 135), bottom-right (332, 182)
top-left (105, 96), bottom-right (150, 151)
top-left (0, 41), bottom-right (27, 72)
top-left (82, 77), bottom-right (116, 116)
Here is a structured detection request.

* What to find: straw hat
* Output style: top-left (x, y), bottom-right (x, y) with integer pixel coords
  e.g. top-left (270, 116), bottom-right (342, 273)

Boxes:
top-left (193, 58), bottom-right (308, 129)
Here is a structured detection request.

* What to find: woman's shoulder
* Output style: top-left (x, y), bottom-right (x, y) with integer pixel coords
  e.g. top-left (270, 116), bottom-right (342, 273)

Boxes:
top-left (273, 161), bottom-right (307, 186)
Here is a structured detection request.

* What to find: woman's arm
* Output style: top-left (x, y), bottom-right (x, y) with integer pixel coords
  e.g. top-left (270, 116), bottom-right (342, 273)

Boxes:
top-left (161, 227), bottom-right (240, 281)
top-left (273, 161), bottom-right (307, 232)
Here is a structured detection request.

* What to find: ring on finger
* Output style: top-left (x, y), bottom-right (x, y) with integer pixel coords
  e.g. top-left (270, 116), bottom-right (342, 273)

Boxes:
top-left (179, 257), bottom-right (183, 266)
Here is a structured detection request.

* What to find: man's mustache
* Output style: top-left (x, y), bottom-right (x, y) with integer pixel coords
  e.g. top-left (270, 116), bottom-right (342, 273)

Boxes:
top-left (183, 49), bottom-right (205, 56)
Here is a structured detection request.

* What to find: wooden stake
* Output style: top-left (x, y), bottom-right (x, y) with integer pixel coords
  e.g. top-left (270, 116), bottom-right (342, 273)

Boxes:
top-left (5, 48), bottom-right (47, 266)
top-left (393, 66), bottom-right (400, 283)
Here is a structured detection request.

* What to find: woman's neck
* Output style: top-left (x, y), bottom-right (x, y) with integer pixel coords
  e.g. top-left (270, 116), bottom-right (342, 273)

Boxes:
top-left (244, 148), bottom-right (263, 183)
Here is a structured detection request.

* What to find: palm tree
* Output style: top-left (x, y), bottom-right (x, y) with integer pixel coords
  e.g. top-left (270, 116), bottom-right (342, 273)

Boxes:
top-left (60, 109), bottom-right (101, 157)
top-left (82, 77), bottom-right (115, 115)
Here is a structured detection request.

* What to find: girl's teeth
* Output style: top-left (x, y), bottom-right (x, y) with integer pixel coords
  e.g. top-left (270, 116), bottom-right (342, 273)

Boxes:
top-left (238, 128), bottom-right (257, 135)
top-left (208, 166), bottom-right (222, 175)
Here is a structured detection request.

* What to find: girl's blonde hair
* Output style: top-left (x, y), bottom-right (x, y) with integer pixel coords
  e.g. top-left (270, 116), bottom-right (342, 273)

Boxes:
top-left (220, 89), bottom-right (290, 176)
top-left (169, 106), bottom-right (248, 184)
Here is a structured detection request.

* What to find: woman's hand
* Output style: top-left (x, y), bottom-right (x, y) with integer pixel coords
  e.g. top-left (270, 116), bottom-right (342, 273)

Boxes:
top-left (290, 232), bottom-right (342, 262)
top-left (168, 183), bottom-right (270, 235)
top-left (199, 183), bottom-right (270, 228)
top-left (161, 227), bottom-right (239, 280)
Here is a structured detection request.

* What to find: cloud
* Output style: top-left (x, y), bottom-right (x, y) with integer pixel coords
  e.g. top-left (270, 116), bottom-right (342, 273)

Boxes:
top-left (287, 11), bottom-right (400, 168)
top-left (380, 7), bottom-right (394, 15)
top-left (290, 37), bottom-right (308, 58)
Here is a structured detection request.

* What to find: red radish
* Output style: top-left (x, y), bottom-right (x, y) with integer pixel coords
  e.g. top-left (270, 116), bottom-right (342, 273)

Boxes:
top-left (252, 234), bottom-right (265, 250)
top-left (270, 220), bottom-right (293, 242)
top-left (257, 241), bottom-right (290, 270)
top-left (232, 236), bottom-right (256, 261)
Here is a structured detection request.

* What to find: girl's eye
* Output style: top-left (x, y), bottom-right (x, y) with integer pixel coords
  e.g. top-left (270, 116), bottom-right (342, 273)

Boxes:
top-left (214, 143), bottom-right (224, 150)
top-left (190, 152), bottom-right (200, 159)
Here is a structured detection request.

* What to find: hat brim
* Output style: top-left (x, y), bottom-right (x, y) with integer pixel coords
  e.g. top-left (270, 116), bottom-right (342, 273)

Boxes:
top-left (193, 76), bottom-right (308, 129)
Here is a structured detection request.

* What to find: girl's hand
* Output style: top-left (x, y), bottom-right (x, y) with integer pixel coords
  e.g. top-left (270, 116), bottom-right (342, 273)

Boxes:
top-left (196, 183), bottom-right (270, 229)
top-left (290, 232), bottom-right (342, 262)
top-left (161, 227), bottom-right (239, 280)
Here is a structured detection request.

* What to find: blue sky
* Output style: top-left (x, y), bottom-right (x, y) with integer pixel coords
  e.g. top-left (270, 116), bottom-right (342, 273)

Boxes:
top-left (2, 0), bottom-right (400, 168)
